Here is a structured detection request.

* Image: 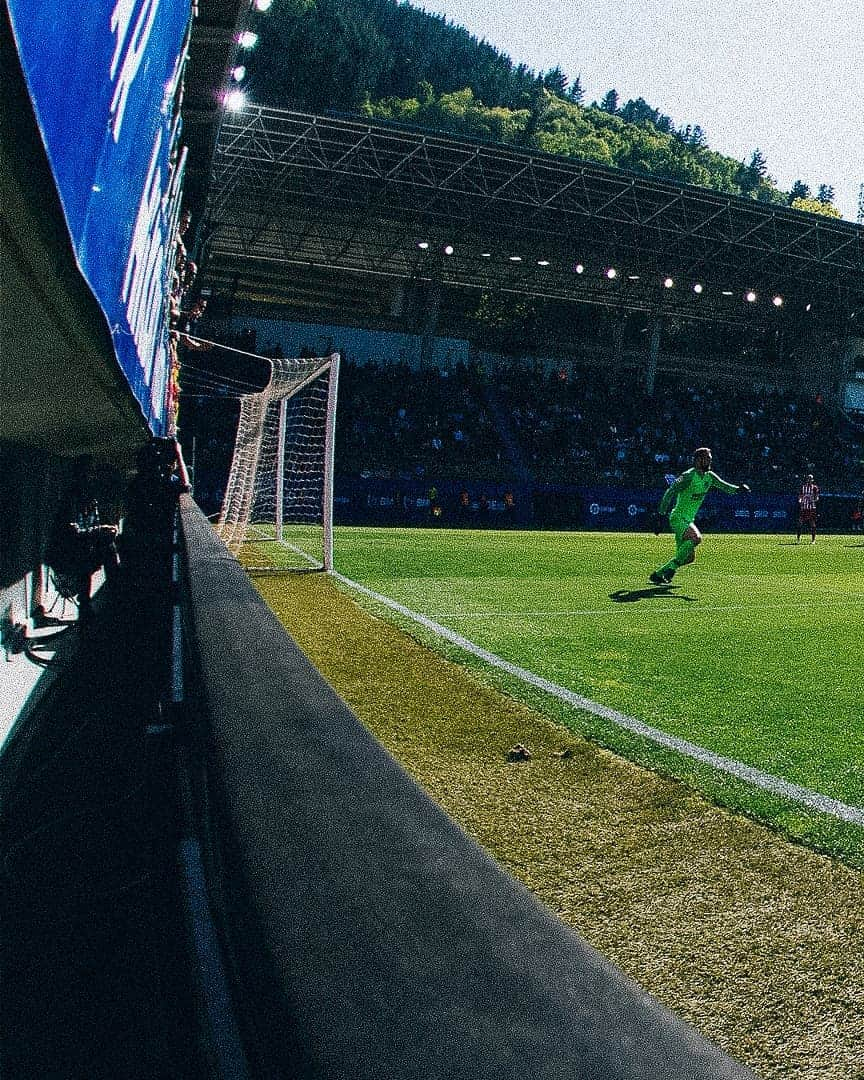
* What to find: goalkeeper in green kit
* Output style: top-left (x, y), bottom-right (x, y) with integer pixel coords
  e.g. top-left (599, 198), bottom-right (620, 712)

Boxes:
top-left (649, 447), bottom-right (750, 584)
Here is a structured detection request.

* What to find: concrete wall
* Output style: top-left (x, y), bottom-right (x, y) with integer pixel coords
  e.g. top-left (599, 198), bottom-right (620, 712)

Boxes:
top-left (842, 335), bottom-right (864, 410)
top-left (210, 316), bottom-right (470, 370)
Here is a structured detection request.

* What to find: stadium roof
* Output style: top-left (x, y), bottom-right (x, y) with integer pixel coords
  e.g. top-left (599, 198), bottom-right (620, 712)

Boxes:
top-left (198, 106), bottom-right (864, 332)
top-left (181, 0), bottom-right (251, 215)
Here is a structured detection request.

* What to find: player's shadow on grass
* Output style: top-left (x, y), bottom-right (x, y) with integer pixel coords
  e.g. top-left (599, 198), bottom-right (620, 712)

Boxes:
top-left (609, 585), bottom-right (697, 603)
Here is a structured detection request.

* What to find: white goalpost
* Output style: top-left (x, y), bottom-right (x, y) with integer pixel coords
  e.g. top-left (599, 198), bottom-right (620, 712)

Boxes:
top-left (217, 352), bottom-right (340, 571)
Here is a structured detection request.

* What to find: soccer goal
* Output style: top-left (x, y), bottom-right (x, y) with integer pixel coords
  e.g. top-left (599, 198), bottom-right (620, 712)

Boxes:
top-left (217, 353), bottom-right (340, 571)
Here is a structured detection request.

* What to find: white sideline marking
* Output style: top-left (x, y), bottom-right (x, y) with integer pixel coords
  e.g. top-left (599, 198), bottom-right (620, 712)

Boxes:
top-left (284, 541), bottom-right (320, 566)
top-left (333, 572), bottom-right (864, 828)
top-left (244, 538), bottom-right (321, 570)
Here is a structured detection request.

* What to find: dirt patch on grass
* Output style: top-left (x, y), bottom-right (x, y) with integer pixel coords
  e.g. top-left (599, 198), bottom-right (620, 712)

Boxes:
top-left (257, 573), bottom-right (864, 1080)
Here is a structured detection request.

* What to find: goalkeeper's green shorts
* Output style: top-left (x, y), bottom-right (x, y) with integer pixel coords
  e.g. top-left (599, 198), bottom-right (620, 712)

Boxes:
top-left (668, 510), bottom-right (696, 545)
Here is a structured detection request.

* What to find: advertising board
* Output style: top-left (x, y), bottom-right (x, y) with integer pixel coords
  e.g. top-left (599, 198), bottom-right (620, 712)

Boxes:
top-left (8, 0), bottom-right (190, 433)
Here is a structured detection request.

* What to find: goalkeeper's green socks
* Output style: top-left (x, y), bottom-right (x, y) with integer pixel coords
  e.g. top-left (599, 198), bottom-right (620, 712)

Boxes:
top-left (652, 537), bottom-right (695, 583)
top-left (652, 558), bottom-right (677, 582)
top-left (673, 539), bottom-right (696, 567)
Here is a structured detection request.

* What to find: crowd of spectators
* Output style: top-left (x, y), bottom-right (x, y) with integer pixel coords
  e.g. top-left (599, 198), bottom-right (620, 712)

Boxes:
top-left (335, 356), bottom-right (863, 494)
top-left (337, 358), bottom-right (507, 482)
top-left (180, 349), bottom-right (863, 517)
top-left (177, 398), bottom-right (237, 514)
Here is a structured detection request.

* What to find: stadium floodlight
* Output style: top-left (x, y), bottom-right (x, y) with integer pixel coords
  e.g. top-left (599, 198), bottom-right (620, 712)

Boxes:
top-left (537, 260), bottom-right (550, 266)
top-left (509, 255), bottom-right (522, 262)
top-left (746, 290), bottom-right (757, 302)
top-left (224, 90), bottom-right (247, 111)
top-left (443, 244), bottom-right (454, 255)
top-left (231, 65), bottom-right (247, 82)
top-left (693, 283), bottom-right (704, 294)
top-left (237, 31), bottom-right (258, 48)
top-left (628, 274), bottom-right (640, 281)
top-left (574, 263), bottom-right (585, 274)
top-left (417, 241), bottom-right (430, 250)
top-left (253, 0), bottom-right (273, 10)
top-left (663, 277), bottom-right (674, 288)
top-left (480, 252), bottom-right (491, 258)
top-left (605, 267), bottom-right (617, 279)
top-left (805, 303), bottom-right (812, 312)
top-left (772, 295), bottom-right (783, 307)
top-left (218, 353), bottom-right (341, 572)
top-left (722, 290), bottom-right (734, 296)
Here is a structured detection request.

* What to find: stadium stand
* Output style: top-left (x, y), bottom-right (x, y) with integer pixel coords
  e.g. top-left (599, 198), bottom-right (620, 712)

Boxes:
top-left (184, 350), bottom-right (864, 524)
top-left (493, 362), bottom-right (862, 492)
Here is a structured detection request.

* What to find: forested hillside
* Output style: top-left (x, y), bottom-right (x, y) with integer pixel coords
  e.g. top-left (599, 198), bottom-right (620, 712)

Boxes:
top-left (252, 0), bottom-right (840, 215)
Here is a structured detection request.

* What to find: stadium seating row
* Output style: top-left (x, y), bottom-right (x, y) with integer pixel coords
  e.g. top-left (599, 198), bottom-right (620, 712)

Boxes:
top-left (182, 353), bottom-right (864, 515)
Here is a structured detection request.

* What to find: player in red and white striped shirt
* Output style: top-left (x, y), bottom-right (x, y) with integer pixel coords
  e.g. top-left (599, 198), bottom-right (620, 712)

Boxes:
top-left (797, 474), bottom-right (820, 544)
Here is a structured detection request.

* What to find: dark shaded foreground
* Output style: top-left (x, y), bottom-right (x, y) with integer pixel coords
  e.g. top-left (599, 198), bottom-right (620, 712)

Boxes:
top-left (1, 495), bottom-right (759, 1079)
top-left (0, 540), bottom-right (211, 1078)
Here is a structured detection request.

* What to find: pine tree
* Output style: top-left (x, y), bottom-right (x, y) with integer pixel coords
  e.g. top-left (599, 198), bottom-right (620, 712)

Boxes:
top-left (542, 65), bottom-right (568, 96)
top-left (622, 97), bottom-right (661, 126)
top-left (566, 75), bottom-right (584, 104)
top-left (788, 180), bottom-right (811, 204)
top-left (749, 148), bottom-right (768, 178)
top-left (518, 75), bottom-right (550, 145)
top-left (857, 183), bottom-right (864, 224)
top-left (677, 123), bottom-right (706, 147)
top-left (737, 149), bottom-right (767, 196)
top-left (816, 184), bottom-right (835, 205)
top-left (599, 89), bottom-right (619, 114)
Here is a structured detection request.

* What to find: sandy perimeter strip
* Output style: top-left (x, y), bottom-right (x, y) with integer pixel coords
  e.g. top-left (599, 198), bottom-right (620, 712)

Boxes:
top-left (256, 573), bottom-right (864, 1080)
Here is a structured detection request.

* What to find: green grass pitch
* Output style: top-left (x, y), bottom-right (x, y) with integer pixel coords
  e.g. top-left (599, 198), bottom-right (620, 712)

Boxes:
top-left (329, 527), bottom-right (864, 863)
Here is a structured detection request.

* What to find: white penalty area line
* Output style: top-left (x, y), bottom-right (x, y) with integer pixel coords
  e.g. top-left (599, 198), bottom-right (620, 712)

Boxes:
top-left (332, 572), bottom-right (864, 828)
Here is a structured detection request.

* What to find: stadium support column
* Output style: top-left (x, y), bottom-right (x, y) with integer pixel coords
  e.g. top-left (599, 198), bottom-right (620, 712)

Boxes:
top-left (644, 313), bottom-right (662, 395)
top-left (826, 330), bottom-right (863, 405)
top-left (839, 334), bottom-right (864, 406)
top-left (389, 283), bottom-right (406, 319)
top-left (419, 279), bottom-right (442, 369)
top-left (798, 331), bottom-right (848, 400)
top-left (613, 310), bottom-right (625, 371)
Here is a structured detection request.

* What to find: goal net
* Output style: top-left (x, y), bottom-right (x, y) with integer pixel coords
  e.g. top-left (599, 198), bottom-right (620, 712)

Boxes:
top-left (217, 352), bottom-right (340, 571)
